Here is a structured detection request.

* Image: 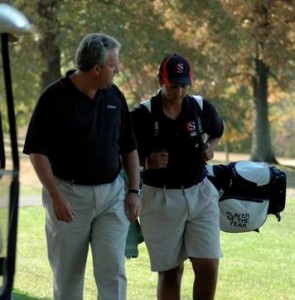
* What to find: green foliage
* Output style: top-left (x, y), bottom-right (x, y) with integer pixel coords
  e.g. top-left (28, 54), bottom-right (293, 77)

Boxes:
top-left (0, 0), bottom-right (294, 155)
top-left (271, 92), bottom-right (295, 157)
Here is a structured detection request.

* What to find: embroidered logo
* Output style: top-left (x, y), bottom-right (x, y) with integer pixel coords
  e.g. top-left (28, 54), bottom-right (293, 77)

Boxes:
top-left (226, 212), bottom-right (250, 229)
top-left (176, 63), bottom-right (184, 74)
top-left (107, 105), bottom-right (117, 110)
top-left (186, 121), bottom-right (197, 137)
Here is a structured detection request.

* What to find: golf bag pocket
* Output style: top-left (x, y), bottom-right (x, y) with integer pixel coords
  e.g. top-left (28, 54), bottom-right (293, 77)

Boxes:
top-left (206, 161), bottom-right (286, 233)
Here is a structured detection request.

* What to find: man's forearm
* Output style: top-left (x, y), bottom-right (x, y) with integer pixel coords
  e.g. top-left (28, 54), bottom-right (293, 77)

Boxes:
top-left (29, 153), bottom-right (61, 198)
top-left (206, 137), bottom-right (221, 150)
top-left (121, 149), bottom-right (141, 190)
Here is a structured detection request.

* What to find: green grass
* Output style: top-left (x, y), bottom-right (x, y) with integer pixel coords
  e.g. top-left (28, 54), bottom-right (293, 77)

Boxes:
top-left (10, 195), bottom-right (295, 300)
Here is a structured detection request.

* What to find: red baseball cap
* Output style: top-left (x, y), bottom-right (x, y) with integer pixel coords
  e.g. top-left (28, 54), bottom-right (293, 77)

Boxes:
top-left (159, 54), bottom-right (192, 87)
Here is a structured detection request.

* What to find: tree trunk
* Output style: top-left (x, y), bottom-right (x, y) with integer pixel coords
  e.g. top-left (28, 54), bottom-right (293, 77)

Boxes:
top-left (251, 57), bottom-right (277, 163)
top-left (37, 0), bottom-right (61, 91)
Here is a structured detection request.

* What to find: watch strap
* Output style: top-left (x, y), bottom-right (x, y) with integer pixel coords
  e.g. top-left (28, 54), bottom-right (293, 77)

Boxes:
top-left (127, 189), bottom-right (142, 197)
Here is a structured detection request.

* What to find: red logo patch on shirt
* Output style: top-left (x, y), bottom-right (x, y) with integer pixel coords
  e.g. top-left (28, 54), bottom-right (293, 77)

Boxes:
top-left (187, 121), bottom-right (197, 137)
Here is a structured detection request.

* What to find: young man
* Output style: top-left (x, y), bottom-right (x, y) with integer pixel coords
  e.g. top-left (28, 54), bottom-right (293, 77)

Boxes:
top-left (23, 33), bottom-right (141, 300)
top-left (131, 54), bottom-right (224, 300)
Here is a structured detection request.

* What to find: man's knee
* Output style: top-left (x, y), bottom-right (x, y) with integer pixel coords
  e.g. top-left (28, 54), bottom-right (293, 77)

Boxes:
top-left (158, 264), bottom-right (184, 286)
top-left (191, 258), bottom-right (219, 277)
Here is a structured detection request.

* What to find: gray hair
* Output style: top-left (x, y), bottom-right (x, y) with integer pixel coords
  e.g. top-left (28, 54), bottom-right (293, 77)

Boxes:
top-left (75, 33), bottom-right (121, 71)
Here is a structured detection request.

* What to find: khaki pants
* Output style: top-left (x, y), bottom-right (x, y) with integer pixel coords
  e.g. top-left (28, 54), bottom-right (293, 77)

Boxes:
top-left (42, 175), bottom-right (129, 300)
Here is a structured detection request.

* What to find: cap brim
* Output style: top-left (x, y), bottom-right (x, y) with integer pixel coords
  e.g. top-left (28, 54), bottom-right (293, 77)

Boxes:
top-left (169, 77), bottom-right (191, 86)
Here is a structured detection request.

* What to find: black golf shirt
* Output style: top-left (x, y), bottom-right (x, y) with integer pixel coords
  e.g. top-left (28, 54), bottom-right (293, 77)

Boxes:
top-left (23, 70), bottom-right (137, 185)
top-left (131, 93), bottom-right (224, 188)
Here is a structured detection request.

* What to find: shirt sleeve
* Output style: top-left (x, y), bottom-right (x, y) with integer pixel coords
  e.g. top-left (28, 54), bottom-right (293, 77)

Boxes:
top-left (202, 98), bottom-right (224, 138)
top-left (130, 104), bottom-right (153, 160)
top-left (23, 85), bottom-right (60, 156)
top-left (116, 88), bottom-right (138, 155)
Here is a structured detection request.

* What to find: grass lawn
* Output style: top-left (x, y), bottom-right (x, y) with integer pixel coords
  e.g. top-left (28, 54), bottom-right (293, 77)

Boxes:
top-left (11, 193), bottom-right (295, 300)
top-left (7, 155), bottom-right (295, 299)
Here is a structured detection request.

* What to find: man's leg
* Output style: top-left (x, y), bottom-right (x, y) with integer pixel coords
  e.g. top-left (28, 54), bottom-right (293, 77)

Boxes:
top-left (184, 179), bottom-right (221, 300)
top-left (157, 264), bottom-right (184, 300)
top-left (191, 258), bottom-right (219, 300)
top-left (140, 185), bottom-right (188, 300)
top-left (43, 181), bottom-right (94, 300)
top-left (91, 176), bottom-right (129, 300)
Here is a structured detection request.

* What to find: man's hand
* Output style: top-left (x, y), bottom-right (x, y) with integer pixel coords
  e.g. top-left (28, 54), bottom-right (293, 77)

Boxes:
top-left (125, 193), bottom-right (142, 222)
top-left (51, 193), bottom-right (76, 223)
top-left (29, 153), bottom-right (76, 223)
top-left (147, 149), bottom-right (169, 169)
top-left (201, 143), bottom-right (214, 162)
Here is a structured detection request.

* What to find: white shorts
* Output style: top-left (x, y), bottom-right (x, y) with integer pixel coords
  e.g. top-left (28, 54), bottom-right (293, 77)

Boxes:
top-left (140, 177), bottom-right (222, 272)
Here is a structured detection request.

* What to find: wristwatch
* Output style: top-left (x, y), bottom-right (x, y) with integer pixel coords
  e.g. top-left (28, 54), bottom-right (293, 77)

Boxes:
top-left (127, 189), bottom-right (142, 198)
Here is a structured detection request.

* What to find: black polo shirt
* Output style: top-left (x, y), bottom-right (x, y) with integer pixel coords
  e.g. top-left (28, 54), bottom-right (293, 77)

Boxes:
top-left (131, 92), bottom-right (224, 187)
top-left (23, 70), bottom-right (137, 184)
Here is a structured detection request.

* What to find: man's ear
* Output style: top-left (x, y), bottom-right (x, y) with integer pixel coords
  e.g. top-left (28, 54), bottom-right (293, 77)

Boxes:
top-left (88, 64), bottom-right (101, 79)
top-left (93, 64), bottom-right (102, 75)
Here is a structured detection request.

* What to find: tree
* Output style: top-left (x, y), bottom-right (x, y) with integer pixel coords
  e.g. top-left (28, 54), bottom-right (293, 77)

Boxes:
top-left (161, 0), bottom-right (295, 162)
top-left (1, 0), bottom-right (294, 159)
top-left (2, 0), bottom-right (174, 121)
top-left (29, 0), bottom-right (186, 104)
top-left (37, 0), bottom-right (61, 90)
top-left (222, 0), bottom-right (295, 162)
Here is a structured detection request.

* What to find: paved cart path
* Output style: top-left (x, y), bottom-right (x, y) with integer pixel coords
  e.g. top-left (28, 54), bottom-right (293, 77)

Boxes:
top-left (18, 151), bottom-right (295, 207)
